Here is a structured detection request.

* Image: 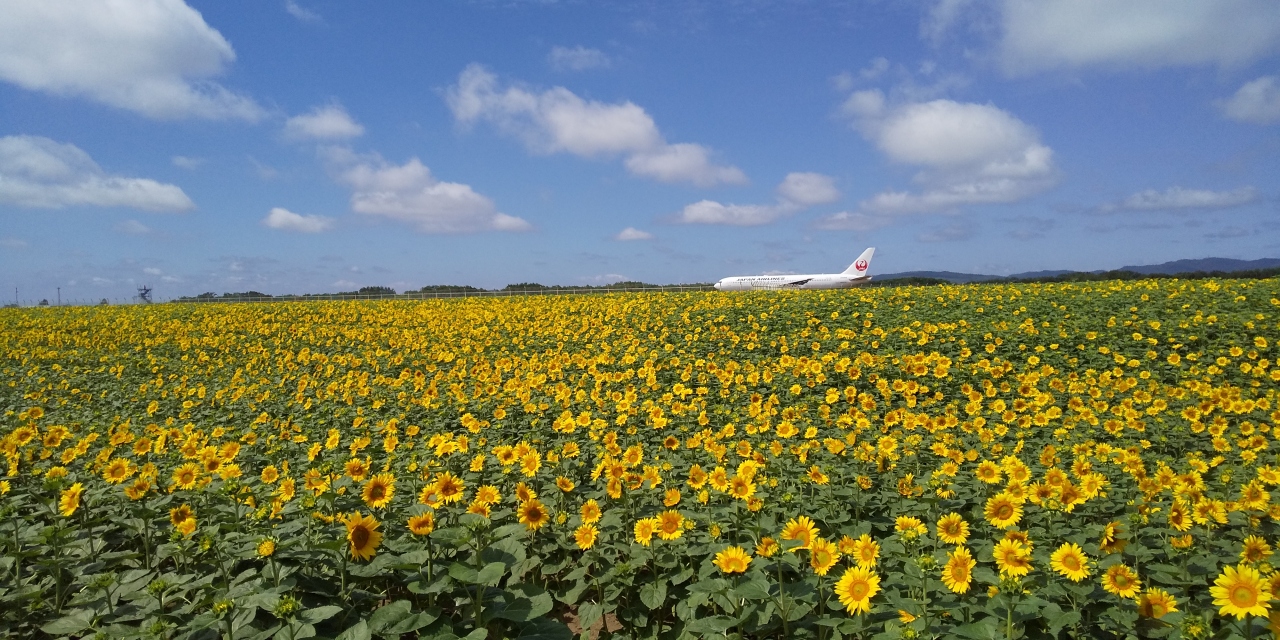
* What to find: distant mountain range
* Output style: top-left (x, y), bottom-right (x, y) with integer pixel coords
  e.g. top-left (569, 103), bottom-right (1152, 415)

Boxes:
top-left (877, 257), bottom-right (1280, 284)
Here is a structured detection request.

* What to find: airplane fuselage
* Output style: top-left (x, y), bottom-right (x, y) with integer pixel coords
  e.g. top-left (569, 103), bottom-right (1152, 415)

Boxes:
top-left (713, 273), bottom-right (871, 290)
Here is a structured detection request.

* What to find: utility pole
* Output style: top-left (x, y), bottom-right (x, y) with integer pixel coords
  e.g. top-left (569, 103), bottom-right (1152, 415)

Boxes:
top-left (57, 287), bottom-right (60, 306)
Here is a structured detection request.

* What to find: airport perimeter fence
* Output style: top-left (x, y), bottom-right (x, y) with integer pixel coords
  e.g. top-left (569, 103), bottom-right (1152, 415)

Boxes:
top-left (1, 285), bottom-right (716, 309)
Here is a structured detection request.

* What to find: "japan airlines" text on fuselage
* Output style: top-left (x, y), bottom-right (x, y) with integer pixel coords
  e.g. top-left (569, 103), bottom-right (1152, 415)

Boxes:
top-left (713, 248), bottom-right (875, 291)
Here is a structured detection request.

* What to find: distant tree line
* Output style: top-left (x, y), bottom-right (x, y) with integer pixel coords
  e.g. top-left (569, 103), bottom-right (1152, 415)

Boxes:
top-left (173, 281), bottom-right (713, 302)
top-left (169, 266), bottom-right (1280, 302)
top-left (871, 265), bottom-right (1280, 288)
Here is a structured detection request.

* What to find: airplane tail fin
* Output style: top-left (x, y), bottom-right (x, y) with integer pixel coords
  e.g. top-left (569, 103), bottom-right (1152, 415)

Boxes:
top-left (842, 247), bottom-right (875, 277)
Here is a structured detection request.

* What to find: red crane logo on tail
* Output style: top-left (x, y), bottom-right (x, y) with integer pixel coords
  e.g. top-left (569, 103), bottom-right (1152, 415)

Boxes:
top-left (855, 259), bottom-right (868, 272)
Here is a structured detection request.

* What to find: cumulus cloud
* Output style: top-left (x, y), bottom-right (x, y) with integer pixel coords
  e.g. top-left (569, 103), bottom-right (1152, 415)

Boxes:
top-left (262, 207), bottom-right (335, 233)
top-left (1099, 186), bottom-right (1259, 212)
top-left (841, 91), bottom-right (1057, 215)
top-left (0, 0), bottom-right (263, 120)
top-left (991, 0), bottom-right (1280, 75)
top-left (115, 219), bottom-right (153, 235)
top-left (813, 211), bottom-right (894, 231)
top-left (777, 172), bottom-right (840, 206)
top-left (917, 219), bottom-right (976, 242)
top-left (1220, 76), bottom-right (1280, 124)
top-left (675, 172), bottom-right (839, 226)
top-left (548, 46), bottom-right (611, 71)
top-left (284, 102), bottom-right (365, 140)
top-left (171, 155), bottom-right (203, 169)
top-left (615, 227), bottom-right (653, 241)
top-left (623, 144), bottom-right (747, 187)
top-left (676, 201), bottom-right (789, 226)
top-left (445, 64), bottom-right (746, 187)
top-left (0, 135), bottom-right (195, 211)
top-left (284, 0), bottom-right (320, 23)
top-left (323, 146), bottom-right (531, 233)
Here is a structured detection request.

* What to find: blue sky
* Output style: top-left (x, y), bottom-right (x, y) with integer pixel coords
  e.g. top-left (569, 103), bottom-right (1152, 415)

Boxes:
top-left (2, 0), bottom-right (1279, 301)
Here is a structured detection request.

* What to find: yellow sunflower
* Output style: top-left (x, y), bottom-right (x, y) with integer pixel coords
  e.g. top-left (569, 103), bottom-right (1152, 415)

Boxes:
top-left (992, 538), bottom-right (1032, 577)
top-left (656, 510), bottom-right (684, 541)
top-left (58, 482), bottom-right (84, 517)
top-left (936, 513), bottom-right (969, 545)
top-left (580, 499), bottom-right (602, 524)
top-left (780, 515), bottom-right (818, 551)
top-left (1101, 564), bottom-right (1141, 599)
top-left (361, 473), bottom-right (396, 509)
top-left (345, 511), bottom-right (383, 561)
top-left (809, 537), bottom-right (841, 576)
top-left (634, 518), bottom-right (658, 547)
top-left (1099, 521), bottom-right (1128, 554)
top-left (984, 493), bottom-right (1023, 529)
top-left (1210, 563), bottom-right (1271, 619)
top-left (408, 512), bottom-right (435, 536)
top-left (102, 458), bottom-right (134, 484)
top-left (435, 472), bottom-right (465, 504)
top-left (1241, 535), bottom-right (1273, 564)
top-left (344, 458), bottom-right (369, 482)
top-left (851, 534), bottom-right (880, 569)
top-left (1050, 542), bottom-right (1090, 582)
top-left (474, 485), bottom-right (501, 506)
top-left (574, 524), bottom-right (599, 550)
top-left (1137, 588), bottom-right (1178, 619)
top-left (941, 546), bottom-right (975, 594)
top-left (517, 499), bottom-right (550, 531)
top-left (714, 546), bottom-right (752, 574)
top-left (664, 488), bottom-right (682, 507)
top-left (834, 566), bottom-right (880, 615)
top-left (756, 537), bottom-right (780, 558)
top-left (728, 475), bottom-right (756, 501)
top-left (169, 503), bottom-right (195, 526)
top-left (171, 463), bottom-right (200, 490)
top-left (124, 478), bottom-right (151, 500)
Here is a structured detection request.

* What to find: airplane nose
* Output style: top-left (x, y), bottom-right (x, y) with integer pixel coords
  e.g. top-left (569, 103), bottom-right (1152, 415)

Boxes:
top-left (713, 281), bottom-right (721, 290)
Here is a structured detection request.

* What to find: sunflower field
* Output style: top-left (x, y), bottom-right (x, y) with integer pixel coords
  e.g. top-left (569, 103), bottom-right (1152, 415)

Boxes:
top-left (2, 278), bottom-right (1279, 639)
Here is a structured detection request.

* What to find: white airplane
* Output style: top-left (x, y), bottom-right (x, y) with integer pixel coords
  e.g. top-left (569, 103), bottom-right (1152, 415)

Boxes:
top-left (713, 248), bottom-right (875, 291)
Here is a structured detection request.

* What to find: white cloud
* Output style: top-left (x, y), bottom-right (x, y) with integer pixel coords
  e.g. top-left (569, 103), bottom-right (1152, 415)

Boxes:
top-left (777, 172), bottom-right (840, 206)
top-left (676, 200), bottom-right (791, 226)
top-left (115, 219), bottom-right (152, 235)
top-left (171, 155), bottom-right (203, 169)
top-left (844, 95), bottom-right (1057, 215)
top-left (0, 135), bottom-right (195, 211)
top-left (284, 0), bottom-right (320, 23)
top-left (1220, 76), bottom-right (1280, 124)
top-left (675, 172), bottom-right (841, 226)
top-left (994, 0), bottom-right (1280, 75)
top-left (917, 220), bottom-right (976, 242)
top-left (0, 0), bottom-right (263, 120)
top-left (624, 144), bottom-right (747, 187)
top-left (262, 207), bottom-right (335, 233)
top-left (248, 156), bottom-right (279, 180)
top-left (1100, 186), bottom-right (1259, 212)
top-left (615, 227), bottom-right (653, 241)
top-left (445, 64), bottom-right (746, 186)
top-left (813, 211), bottom-right (893, 231)
top-left (323, 146), bottom-right (531, 234)
top-left (284, 102), bottom-right (365, 140)
top-left (548, 46), bottom-right (611, 71)
top-left (921, 0), bottom-right (973, 45)
top-left (143, 267), bottom-right (162, 275)
top-left (0, 238), bottom-right (28, 249)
